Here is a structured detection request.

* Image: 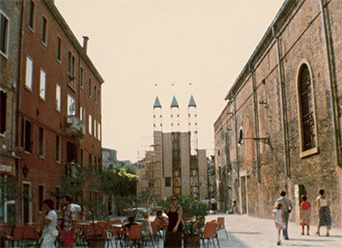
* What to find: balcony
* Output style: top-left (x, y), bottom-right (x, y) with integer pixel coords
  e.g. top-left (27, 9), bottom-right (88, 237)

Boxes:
top-left (65, 162), bottom-right (80, 178)
top-left (66, 116), bottom-right (85, 140)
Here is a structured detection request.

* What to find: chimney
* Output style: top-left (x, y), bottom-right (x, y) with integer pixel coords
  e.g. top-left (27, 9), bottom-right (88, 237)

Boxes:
top-left (82, 36), bottom-right (89, 53)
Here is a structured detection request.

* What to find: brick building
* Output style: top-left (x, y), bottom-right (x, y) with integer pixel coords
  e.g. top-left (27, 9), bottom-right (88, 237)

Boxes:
top-left (5, 0), bottom-right (104, 224)
top-left (214, 0), bottom-right (342, 226)
top-left (0, 0), bottom-right (21, 224)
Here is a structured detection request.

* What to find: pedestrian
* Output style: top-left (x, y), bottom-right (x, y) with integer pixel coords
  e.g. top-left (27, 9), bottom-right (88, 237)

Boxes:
top-left (164, 195), bottom-right (183, 248)
top-left (316, 188), bottom-right (332, 236)
top-left (273, 202), bottom-right (286, 246)
top-left (300, 195), bottom-right (311, 235)
top-left (61, 195), bottom-right (78, 248)
top-left (40, 199), bottom-right (59, 248)
top-left (141, 211), bottom-right (153, 238)
top-left (275, 191), bottom-right (293, 240)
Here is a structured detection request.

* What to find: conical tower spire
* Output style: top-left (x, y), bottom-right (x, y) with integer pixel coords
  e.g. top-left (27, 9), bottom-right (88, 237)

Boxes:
top-left (171, 96), bottom-right (179, 108)
top-left (153, 96), bottom-right (162, 131)
top-left (153, 96), bottom-right (162, 108)
top-left (188, 95), bottom-right (197, 107)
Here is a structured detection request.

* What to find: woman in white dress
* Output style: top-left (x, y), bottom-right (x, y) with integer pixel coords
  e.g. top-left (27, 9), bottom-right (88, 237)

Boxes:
top-left (273, 202), bottom-right (286, 245)
top-left (41, 199), bottom-right (59, 248)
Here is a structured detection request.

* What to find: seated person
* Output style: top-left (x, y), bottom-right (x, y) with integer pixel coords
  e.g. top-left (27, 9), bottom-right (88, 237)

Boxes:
top-left (141, 211), bottom-right (153, 237)
top-left (124, 216), bottom-right (138, 230)
top-left (154, 210), bottom-right (168, 231)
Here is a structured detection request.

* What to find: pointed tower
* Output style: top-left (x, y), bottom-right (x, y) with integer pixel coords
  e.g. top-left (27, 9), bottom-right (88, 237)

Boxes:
top-left (188, 95), bottom-right (198, 155)
top-left (153, 96), bottom-right (162, 131)
top-left (170, 96), bottom-right (180, 132)
top-left (188, 95), bottom-right (200, 198)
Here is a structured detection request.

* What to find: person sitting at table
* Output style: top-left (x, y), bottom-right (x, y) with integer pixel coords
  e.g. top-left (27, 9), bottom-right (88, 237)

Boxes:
top-left (124, 216), bottom-right (138, 230)
top-left (154, 210), bottom-right (168, 236)
top-left (141, 211), bottom-right (153, 238)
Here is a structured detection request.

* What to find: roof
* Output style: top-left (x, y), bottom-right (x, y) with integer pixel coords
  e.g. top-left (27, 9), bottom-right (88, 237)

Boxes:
top-left (171, 96), bottom-right (179, 108)
top-left (188, 95), bottom-right (197, 107)
top-left (153, 96), bottom-right (162, 108)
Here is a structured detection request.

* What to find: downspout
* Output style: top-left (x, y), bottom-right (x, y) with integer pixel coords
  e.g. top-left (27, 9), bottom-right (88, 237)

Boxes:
top-left (233, 98), bottom-right (241, 213)
top-left (272, 26), bottom-right (291, 180)
top-left (15, 0), bottom-right (25, 225)
top-left (319, 0), bottom-right (341, 166)
top-left (250, 63), bottom-right (261, 183)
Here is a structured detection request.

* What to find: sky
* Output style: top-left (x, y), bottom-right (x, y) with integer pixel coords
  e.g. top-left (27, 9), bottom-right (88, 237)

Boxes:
top-left (55, 0), bottom-right (285, 162)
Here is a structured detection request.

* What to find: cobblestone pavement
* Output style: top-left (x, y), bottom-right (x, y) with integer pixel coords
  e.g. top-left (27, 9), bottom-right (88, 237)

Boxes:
top-left (204, 213), bottom-right (342, 248)
top-left (77, 213), bottom-right (341, 247)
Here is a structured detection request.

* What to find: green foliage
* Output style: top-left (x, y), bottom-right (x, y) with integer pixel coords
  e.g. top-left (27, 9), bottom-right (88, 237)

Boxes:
top-left (158, 195), bottom-right (208, 234)
top-left (0, 176), bottom-right (22, 205)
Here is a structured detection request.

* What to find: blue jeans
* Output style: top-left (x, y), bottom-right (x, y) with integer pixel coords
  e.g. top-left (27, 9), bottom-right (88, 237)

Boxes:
top-left (283, 211), bottom-right (290, 238)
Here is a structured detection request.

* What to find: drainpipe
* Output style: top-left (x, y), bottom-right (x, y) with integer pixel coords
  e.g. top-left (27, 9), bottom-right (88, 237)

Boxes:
top-left (272, 26), bottom-right (291, 180)
top-left (250, 63), bottom-right (261, 183)
top-left (233, 98), bottom-right (241, 213)
top-left (319, 0), bottom-right (341, 166)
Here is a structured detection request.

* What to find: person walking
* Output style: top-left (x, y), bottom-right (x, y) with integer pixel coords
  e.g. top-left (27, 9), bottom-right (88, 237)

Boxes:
top-left (61, 195), bottom-right (78, 248)
top-left (273, 202), bottom-right (286, 246)
top-left (300, 195), bottom-right (311, 235)
top-left (275, 191), bottom-right (293, 240)
top-left (141, 211), bottom-right (153, 238)
top-left (316, 188), bottom-right (332, 236)
top-left (40, 199), bottom-right (59, 248)
top-left (164, 195), bottom-right (183, 248)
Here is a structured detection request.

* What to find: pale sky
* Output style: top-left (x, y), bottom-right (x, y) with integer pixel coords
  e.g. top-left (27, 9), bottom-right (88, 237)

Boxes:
top-left (55, 0), bottom-right (285, 162)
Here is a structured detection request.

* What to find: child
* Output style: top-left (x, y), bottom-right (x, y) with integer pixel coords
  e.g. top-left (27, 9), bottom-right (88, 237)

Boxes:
top-left (141, 211), bottom-right (153, 237)
top-left (300, 195), bottom-right (311, 235)
top-left (273, 202), bottom-right (286, 245)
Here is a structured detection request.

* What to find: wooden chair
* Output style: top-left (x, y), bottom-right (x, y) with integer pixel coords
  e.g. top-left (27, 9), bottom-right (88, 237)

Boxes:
top-left (22, 225), bottom-right (39, 247)
top-left (201, 222), bottom-right (220, 248)
top-left (216, 217), bottom-right (228, 239)
top-left (124, 225), bottom-right (143, 247)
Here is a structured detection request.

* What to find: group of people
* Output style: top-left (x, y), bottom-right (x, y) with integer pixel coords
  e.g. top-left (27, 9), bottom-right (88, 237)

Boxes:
top-left (122, 194), bottom-right (183, 248)
top-left (39, 195), bottom-right (79, 248)
top-left (272, 188), bottom-right (332, 246)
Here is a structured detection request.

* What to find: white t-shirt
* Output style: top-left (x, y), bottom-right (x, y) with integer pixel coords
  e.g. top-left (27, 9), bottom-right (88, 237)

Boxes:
top-left (44, 210), bottom-right (58, 237)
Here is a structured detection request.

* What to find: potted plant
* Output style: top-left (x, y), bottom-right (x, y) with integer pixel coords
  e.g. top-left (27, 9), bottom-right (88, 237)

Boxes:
top-left (159, 195), bottom-right (208, 247)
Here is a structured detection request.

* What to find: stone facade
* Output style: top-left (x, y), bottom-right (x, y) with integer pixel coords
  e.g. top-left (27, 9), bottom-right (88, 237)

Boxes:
top-left (214, 0), bottom-right (342, 226)
top-left (137, 131), bottom-right (209, 203)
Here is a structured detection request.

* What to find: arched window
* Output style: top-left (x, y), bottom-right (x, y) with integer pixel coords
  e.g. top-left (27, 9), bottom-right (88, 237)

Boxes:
top-left (297, 62), bottom-right (318, 156)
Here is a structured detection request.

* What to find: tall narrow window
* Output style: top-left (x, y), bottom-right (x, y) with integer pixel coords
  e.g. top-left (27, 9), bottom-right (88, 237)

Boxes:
top-left (80, 67), bottom-right (84, 87)
top-left (298, 63), bottom-right (317, 153)
top-left (0, 91), bottom-right (6, 133)
top-left (67, 94), bottom-right (76, 116)
top-left (97, 90), bottom-right (100, 106)
top-left (94, 119), bottom-right (97, 138)
top-left (68, 51), bottom-right (75, 78)
top-left (80, 149), bottom-right (83, 165)
top-left (28, 0), bottom-right (35, 29)
top-left (41, 16), bottom-right (47, 44)
top-left (0, 12), bottom-right (9, 56)
top-left (25, 56), bottom-right (33, 90)
top-left (56, 84), bottom-right (61, 112)
top-left (23, 183), bottom-right (31, 224)
top-left (88, 79), bottom-right (92, 97)
top-left (80, 107), bottom-right (85, 122)
top-left (88, 115), bottom-right (92, 135)
top-left (94, 85), bottom-right (97, 102)
top-left (23, 120), bottom-right (32, 153)
top-left (57, 36), bottom-right (61, 61)
top-left (56, 135), bottom-right (61, 162)
top-left (98, 123), bottom-right (101, 141)
top-left (38, 127), bottom-right (44, 156)
top-left (38, 185), bottom-right (44, 211)
top-left (39, 69), bottom-right (46, 100)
